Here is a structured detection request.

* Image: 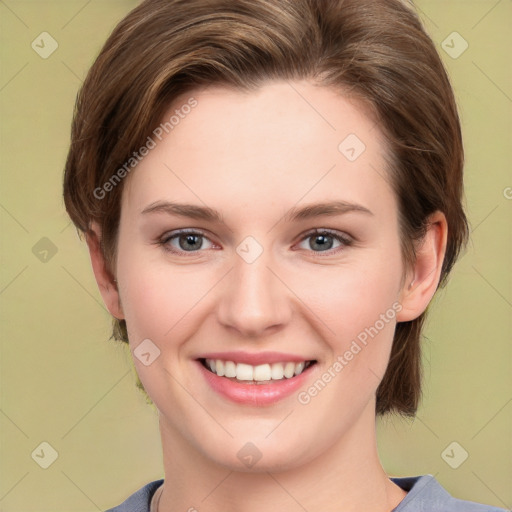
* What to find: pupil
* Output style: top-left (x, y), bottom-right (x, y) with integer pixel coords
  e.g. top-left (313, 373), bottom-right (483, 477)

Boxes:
top-left (180, 234), bottom-right (202, 251)
top-left (311, 234), bottom-right (333, 251)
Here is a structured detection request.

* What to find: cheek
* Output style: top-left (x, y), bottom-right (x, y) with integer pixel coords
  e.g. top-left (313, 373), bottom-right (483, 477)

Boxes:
top-left (116, 249), bottom-right (217, 345)
top-left (295, 250), bottom-right (403, 387)
top-left (298, 256), bottom-right (402, 339)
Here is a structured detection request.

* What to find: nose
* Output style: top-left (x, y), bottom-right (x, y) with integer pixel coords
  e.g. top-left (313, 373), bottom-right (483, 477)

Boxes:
top-left (216, 245), bottom-right (292, 338)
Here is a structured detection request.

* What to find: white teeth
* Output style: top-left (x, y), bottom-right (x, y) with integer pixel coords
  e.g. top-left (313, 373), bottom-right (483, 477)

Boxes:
top-left (253, 364), bottom-right (271, 381)
top-left (283, 362), bottom-right (295, 378)
top-left (205, 359), bottom-right (311, 381)
top-left (224, 360), bottom-right (237, 378)
top-left (271, 363), bottom-right (284, 380)
top-left (236, 363), bottom-right (253, 381)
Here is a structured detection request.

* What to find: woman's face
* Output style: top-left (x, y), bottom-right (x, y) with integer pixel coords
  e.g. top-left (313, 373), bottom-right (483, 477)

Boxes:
top-left (114, 81), bottom-right (411, 470)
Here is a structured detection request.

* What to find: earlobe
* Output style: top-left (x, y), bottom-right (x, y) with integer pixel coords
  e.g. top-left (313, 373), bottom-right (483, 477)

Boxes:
top-left (396, 211), bottom-right (448, 322)
top-left (85, 222), bottom-right (124, 319)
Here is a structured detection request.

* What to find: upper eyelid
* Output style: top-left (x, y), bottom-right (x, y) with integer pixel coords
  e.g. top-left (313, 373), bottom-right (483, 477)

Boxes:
top-left (160, 229), bottom-right (216, 246)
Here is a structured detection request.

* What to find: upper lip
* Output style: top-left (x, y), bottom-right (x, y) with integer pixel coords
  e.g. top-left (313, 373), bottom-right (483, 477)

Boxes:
top-left (196, 351), bottom-right (315, 366)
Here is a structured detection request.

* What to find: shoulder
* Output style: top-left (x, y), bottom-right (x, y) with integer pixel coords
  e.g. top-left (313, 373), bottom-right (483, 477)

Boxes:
top-left (104, 479), bottom-right (163, 512)
top-left (391, 474), bottom-right (508, 512)
top-left (103, 475), bottom-right (508, 512)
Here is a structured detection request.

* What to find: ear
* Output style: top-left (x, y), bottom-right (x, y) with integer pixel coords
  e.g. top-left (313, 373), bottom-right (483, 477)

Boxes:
top-left (396, 211), bottom-right (448, 322)
top-left (85, 222), bottom-right (124, 319)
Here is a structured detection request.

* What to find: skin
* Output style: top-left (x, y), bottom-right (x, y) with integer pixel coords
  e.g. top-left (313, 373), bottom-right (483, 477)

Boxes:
top-left (87, 81), bottom-right (447, 511)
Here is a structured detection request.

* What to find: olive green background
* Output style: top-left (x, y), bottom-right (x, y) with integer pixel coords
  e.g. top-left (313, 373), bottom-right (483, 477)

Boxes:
top-left (0, 1), bottom-right (510, 510)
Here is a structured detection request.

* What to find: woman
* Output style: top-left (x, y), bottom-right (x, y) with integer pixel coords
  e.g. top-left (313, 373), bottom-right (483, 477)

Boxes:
top-left (63, 0), bottom-right (507, 510)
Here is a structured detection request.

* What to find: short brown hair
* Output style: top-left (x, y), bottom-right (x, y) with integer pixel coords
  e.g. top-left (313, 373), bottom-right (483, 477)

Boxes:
top-left (63, 0), bottom-right (468, 416)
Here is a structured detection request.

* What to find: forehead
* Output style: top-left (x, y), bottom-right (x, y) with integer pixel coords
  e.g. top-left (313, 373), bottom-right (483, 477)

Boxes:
top-left (122, 81), bottom-right (395, 220)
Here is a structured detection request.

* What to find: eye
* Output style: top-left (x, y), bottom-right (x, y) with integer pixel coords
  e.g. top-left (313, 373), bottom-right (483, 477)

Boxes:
top-left (296, 229), bottom-right (353, 256)
top-left (159, 229), bottom-right (215, 254)
top-left (157, 228), bottom-right (353, 257)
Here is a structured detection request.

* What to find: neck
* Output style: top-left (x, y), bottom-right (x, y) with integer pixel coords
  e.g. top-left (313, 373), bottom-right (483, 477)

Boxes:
top-left (157, 402), bottom-right (407, 512)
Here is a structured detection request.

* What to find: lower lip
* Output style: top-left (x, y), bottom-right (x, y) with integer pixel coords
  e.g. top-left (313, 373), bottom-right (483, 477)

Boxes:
top-left (196, 360), bottom-right (315, 406)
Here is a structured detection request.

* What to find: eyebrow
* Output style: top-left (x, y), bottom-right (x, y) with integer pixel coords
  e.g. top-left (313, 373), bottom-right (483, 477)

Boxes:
top-left (141, 200), bottom-right (373, 223)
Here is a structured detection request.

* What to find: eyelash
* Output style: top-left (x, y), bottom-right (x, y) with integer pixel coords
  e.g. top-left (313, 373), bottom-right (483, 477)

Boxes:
top-left (157, 228), bottom-right (354, 258)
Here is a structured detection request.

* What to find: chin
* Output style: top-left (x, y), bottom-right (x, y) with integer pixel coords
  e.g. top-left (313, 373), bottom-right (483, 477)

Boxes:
top-left (199, 435), bottom-right (319, 474)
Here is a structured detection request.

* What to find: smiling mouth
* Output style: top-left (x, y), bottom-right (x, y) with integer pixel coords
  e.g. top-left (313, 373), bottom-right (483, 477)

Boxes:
top-left (199, 358), bottom-right (317, 384)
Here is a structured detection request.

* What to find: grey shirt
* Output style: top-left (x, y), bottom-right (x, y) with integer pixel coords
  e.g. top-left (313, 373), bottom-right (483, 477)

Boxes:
top-left (105, 474), bottom-right (508, 511)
